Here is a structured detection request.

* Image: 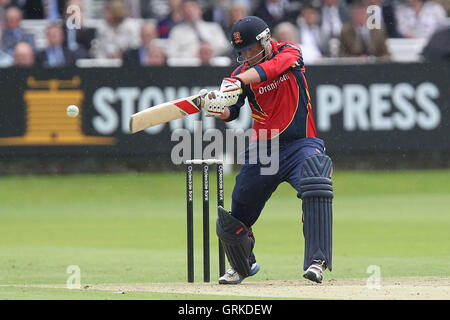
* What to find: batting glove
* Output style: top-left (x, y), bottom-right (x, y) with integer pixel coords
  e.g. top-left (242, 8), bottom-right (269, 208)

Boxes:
top-left (203, 90), bottom-right (227, 117)
top-left (219, 77), bottom-right (243, 106)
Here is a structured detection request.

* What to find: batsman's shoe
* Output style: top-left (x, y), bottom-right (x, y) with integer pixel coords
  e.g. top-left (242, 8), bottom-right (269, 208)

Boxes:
top-left (303, 260), bottom-right (326, 284)
top-left (218, 262), bottom-right (260, 285)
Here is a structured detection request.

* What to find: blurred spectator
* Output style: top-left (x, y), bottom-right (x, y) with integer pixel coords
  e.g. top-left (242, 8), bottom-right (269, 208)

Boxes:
top-left (91, 0), bottom-right (141, 59)
top-left (0, 6), bottom-right (35, 56)
top-left (122, 22), bottom-right (159, 66)
top-left (421, 24), bottom-right (450, 61)
top-left (435, 0), bottom-right (450, 15)
top-left (36, 22), bottom-right (74, 67)
top-left (167, 0), bottom-right (230, 61)
top-left (203, 0), bottom-right (230, 31)
top-left (13, 41), bottom-right (34, 66)
top-left (286, 0), bottom-right (305, 12)
top-left (0, 49), bottom-right (13, 67)
top-left (367, 0), bottom-right (400, 38)
top-left (0, 1), bottom-right (6, 43)
top-left (124, 0), bottom-right (141, 18)
top-left (223, 1), bottom-right (249, 37)
top-left (126, 0), bottom-right (154, 19)
top-left (19, 0), bottom-right (67, 20)
top-left (338, 0), bottom-right (389, 59)
top-left (78, 0), bottom-right (163, 20)
top-left (203, 0), bottom-right (252, 30)
top-left (253, 0), bottom-right (291, 29)
top-left (395, 0), bottom-right (447, 39)
top-left (157, 0), bottom-right (183, 38)
top-left (320, 0), bottom-right (349, 40)
top-left (196, 41), bottom-right (231, 66)
top-left (63, 0), bottom-right (97, 59)
top-left (295, 3), bottom-right (328, 59)
top-left (198, 41), bottom-right (214, 65)
top-left (142, 0), bottom-right (173, 19)
top-left (0, 0), bottom-right (10, 29)
top-left (203, 0), bottom-right (252, 31)
top-left (147, 45), bottom-right (166, 65)
top-left (273, 21), bottom-right (298, 42)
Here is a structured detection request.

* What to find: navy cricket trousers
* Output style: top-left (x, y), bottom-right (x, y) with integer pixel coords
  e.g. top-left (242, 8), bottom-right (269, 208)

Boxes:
top-left (231, 137), bottom-right (326, 228)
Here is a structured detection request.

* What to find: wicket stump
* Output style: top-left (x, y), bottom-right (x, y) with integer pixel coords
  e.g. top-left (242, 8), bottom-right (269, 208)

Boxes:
top-left (185, 159), bottom-right (226, 283)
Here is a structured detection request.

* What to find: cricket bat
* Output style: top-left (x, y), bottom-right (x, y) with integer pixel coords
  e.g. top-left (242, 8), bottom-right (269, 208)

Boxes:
top-left (129, 92), bottom-right (206, 134)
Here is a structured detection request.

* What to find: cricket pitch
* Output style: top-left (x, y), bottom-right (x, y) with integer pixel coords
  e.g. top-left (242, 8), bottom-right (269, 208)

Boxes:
top-left (4, 276), bottom-right (449, 300)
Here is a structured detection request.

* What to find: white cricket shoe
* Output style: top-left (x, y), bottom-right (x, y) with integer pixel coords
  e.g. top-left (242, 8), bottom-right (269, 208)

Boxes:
top-left (218, 263), bottom-right (260, 285)
top-left (303, 260), bottom-right (326, 284)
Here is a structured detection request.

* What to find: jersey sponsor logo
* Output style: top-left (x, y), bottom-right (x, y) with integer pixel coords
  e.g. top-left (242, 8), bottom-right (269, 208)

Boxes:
top-left (258, 73), bottom-right (290, 95)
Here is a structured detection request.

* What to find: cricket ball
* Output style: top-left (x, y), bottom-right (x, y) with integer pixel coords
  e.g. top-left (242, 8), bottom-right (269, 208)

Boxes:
top-left (66, 105), bottom-right (79, 118)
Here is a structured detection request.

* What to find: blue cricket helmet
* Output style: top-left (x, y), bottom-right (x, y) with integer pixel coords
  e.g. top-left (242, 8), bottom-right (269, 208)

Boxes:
top-left (230, 16), bottom-right (271, 53)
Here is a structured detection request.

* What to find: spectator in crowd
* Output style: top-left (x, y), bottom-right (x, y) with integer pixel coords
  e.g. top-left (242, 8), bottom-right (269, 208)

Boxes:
top-left (63, 0), bottom-right (97, 59)
top-left (0, 48), bottom-right (13, 67)
top-left (285, 0), bottom-right (305, 12)
top-left (157, 0), bottom-right (183, 38)
top-left (204, 0), bottom-right (252, 30)
top-left (197, 40), bottom-right (214, 65)
top-left (273, 21), bottom-right (298, 43)
top-left (1, 6), bottom-right (35, 56)
top-left (320, 0), bottom-right (349, 40)
top-left (167, 0), bottom-right (230, 62)
top-left (13, 40), bottom-right (34, 66)
top-left (0, 0), bottom-right (10, 30)
top-left (338, 0), bottom-right (390, 59)
top-left (123, 0), bottom-right (143, 18)
top-left (395, 0), bottom-right (447, 39)
top-left (122, 0), bottom-right (184, 20)
top-left (273, 21), bottom-right (329, 65)
top-left (202, 0), bottom-right (251, 31)
top-left (203, 0), bottom-right (230, 31)
top-left (196, 40), bottom-right (232, 66)
top-left (138, 0), bottom-right (172, 19)
top-left (295, 3), bottom-right (328, 59)
top-left (147, 45), bottom-right (166, 65)
top-left (0, 0), bottom-right (8, 57)
top-left (122, 22), bottom-right (159, 66)
top-left (223, 1), bottom-right (249, 37)
top-left (435, 0), bottom-right (450, 15)
top-left (367, 0), bottom-right (400, 38)
top-left (36, 22), bottom-right (75, 67)
top-left (253, 0), bottom-right (291, 29)
top-left (133, 0), bottom-right (190, 19)
top-left (92, 0), bottom-right (141, 59)
top-left (19, 0), bottom-right (67, 20)
top-left (421, 24), bottom-right (450, 61)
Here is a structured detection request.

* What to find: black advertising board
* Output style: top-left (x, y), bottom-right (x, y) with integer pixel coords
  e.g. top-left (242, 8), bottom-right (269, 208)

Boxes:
top-left (307, 62), bottom-right (450, 153)
top-left (0, 63), bottom-right (448, 161)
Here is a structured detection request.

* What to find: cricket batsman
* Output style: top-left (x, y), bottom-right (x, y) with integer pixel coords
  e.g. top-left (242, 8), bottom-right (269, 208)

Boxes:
top-left (201, 16), bottom-right (333, 284)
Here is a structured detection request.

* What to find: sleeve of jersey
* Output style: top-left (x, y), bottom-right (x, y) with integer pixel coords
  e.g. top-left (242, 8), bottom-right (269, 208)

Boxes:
top-left (253, 45), bottom-right (301, 82)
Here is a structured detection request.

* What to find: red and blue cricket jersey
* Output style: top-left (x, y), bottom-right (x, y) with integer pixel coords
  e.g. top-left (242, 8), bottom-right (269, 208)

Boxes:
top-left (227, 40), bottom-right (316, 141)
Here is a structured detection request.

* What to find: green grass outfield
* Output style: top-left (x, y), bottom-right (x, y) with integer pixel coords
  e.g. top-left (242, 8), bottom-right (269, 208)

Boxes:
top-left (0, 169), bottom-right (449, 299)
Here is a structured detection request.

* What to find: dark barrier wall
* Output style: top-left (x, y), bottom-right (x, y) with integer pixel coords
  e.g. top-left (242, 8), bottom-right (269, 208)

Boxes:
top-left (0, 63), bottom-right (449, 161)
